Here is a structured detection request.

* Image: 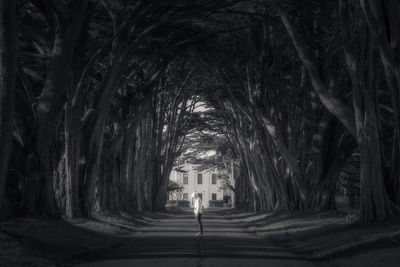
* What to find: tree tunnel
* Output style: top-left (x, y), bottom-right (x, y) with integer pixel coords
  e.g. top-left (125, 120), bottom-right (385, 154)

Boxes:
top-left (0, 0), bottom-right (400, 225)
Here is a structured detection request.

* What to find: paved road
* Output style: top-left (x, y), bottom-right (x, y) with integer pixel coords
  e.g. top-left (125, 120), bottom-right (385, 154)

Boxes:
top-left (75, 209), bottom-right (315, 267)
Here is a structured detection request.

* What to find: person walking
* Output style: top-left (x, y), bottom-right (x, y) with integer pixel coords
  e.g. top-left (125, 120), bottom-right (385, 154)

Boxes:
top-left (192, 192), bottom-right (203, 235)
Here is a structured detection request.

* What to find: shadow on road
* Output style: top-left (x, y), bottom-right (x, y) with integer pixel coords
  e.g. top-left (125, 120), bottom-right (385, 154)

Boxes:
top-left (75, 209), bottom-right (314, 267)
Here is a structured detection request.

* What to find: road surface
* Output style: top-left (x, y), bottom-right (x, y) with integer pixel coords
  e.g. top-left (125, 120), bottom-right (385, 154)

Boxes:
top-left (75, 208), bottom-right (315, 267)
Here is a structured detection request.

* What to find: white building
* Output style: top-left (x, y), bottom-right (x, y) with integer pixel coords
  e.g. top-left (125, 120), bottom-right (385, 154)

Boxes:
top-left (169, 163), bottom-right (232, 208)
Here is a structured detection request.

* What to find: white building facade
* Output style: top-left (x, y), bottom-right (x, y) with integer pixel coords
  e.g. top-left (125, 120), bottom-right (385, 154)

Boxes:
top-left (169, 164), bottom-right (231, 208)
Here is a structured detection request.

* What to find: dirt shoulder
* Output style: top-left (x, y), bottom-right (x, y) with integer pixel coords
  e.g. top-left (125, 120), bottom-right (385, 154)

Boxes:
top-left (224, 209), bottom-right (400, 267)
top-left (0, 210), bottom-right (174, 266)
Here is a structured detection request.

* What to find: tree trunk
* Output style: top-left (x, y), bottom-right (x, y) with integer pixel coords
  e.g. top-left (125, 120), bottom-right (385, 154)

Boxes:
top-left (353, 76), bottom-right (394, 223)
top-left (82, 59), bottom-right (124, 215)
top-left (359, 0), bottom-right (400, 205)
top-left (35, 31), bottom-right (73, 217)
top-left (344, 20), bottom-right (396, 223)
top-left (64, 101), bottom-right (81, 218)
top-left (0, 0), bottom-right (17, 210)
top-left (34, 1), bottom-right (89, 217)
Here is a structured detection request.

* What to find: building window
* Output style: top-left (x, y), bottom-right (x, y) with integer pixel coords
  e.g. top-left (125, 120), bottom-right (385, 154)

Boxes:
top-left (212, 174), bottom-right (217, 184)
top-left (183, 173), bottom-right (188, 184)
top-left (197, 173), bottom-right (202, 184)
top-left (212, 193), bottom-right (217, 200)
top-left (183, 193), bottom-right (188, 200)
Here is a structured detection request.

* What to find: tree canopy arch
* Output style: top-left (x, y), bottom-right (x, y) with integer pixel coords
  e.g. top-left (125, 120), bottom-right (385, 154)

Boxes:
top-left (0, 0), bottom-right (399, 224)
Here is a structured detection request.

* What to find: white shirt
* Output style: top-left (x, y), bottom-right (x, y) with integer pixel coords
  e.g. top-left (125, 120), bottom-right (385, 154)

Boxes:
top-left (194, 197), bottom-right (202, 215)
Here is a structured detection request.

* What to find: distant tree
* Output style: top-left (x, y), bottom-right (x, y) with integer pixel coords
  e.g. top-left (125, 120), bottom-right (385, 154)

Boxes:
top-left (167, 180), bottom-right (183, 201)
